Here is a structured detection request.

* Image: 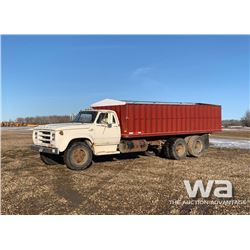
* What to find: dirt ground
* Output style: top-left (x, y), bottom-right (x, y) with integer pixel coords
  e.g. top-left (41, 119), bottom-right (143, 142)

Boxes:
top-left (1, 129), bottom-right (250, 215)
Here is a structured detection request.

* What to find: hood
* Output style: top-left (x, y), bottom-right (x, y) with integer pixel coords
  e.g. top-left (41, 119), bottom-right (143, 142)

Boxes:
top-left (34, 123), bottom-right (91, 131)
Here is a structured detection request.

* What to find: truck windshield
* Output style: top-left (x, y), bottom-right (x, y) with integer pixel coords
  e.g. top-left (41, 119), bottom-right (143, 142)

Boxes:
top-left (73, 111), bottom-right (98, 123)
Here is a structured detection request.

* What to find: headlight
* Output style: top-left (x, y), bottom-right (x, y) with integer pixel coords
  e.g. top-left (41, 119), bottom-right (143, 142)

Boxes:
top-left (51, 133), bottom-right (55, 140)
top-left (35, 131), bottom-right (38, 139)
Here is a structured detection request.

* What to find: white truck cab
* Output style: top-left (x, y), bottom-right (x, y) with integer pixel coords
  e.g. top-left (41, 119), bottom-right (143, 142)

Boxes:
top-left (31, 109), bottom-right (121, 170)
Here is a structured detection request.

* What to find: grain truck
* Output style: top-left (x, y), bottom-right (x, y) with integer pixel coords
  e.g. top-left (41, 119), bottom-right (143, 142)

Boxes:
top-left (31, 99), bottom-right (222, 170)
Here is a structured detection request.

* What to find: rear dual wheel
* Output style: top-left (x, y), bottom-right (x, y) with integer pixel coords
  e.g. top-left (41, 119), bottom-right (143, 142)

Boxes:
top-left (163, 135), bottom-right (207, 160)
top-left (163, 138), bottom-right (188, 160)
top-left (186, 135), bottom-right (205, 157)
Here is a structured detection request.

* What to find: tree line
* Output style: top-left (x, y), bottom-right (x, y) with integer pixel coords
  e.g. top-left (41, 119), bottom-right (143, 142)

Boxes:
top-left (222, 110), bottom-right (250, 127)
top-left (15, 115), bottom-right (72, 125)
top-left (240, 110), bottom-right (250, 127)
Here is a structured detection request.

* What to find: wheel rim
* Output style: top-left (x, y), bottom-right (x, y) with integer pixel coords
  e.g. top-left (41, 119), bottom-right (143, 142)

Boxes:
top-left (194, 140), bottom-right (203, 153)
top-left (176, 143), bottom-right (185, 156)
top-left (72, 148), bottom-right (87, 165)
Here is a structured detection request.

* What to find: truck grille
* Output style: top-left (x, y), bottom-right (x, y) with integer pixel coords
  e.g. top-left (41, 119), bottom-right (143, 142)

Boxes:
top-left (38, 131), bottom-right (52, 144)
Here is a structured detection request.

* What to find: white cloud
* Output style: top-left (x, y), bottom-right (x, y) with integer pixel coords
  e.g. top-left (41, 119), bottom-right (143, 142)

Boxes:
top-left (129, 66), bottom-right (163, 88)
top-left (131, 66), bottom-right (152, 78)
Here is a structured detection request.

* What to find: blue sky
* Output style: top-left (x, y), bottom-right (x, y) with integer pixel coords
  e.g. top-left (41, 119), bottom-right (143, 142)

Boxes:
top-left (1, 35), bottom-right (249, 120)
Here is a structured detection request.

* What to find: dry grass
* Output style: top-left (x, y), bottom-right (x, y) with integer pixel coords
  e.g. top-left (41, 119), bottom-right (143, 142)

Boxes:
top-left (1, 130), bottom-right (250, 215)
top-left (211, 129), bottom-right (250, 140)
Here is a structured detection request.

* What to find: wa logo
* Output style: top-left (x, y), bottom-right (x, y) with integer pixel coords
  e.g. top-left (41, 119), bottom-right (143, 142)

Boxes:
top-left (184, 180), bottom-right (233, 198)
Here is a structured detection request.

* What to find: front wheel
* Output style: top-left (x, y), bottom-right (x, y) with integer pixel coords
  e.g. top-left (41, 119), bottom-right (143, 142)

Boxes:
top-left (64, 142), bottom-right (93, 170)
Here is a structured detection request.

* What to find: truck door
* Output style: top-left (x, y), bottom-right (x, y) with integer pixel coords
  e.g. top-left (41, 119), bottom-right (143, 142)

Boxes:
top-left (109, 112), bottom-right (121, 145)
top-left (94, 112), bottom-right (121, 146)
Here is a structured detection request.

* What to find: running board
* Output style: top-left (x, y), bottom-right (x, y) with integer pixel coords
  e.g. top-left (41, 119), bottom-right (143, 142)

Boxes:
top-left (95, 151), bottom-right (120, 156)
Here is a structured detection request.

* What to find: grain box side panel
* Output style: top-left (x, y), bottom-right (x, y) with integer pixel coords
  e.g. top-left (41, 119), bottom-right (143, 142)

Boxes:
top-left (94, 103), bottom-right (222, 138)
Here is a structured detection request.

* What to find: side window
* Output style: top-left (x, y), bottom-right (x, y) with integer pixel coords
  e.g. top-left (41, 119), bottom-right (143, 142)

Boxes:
top-left (112, 114), bottom-right (116, 124)
top-left (97, 113), bottom-right (108, 124)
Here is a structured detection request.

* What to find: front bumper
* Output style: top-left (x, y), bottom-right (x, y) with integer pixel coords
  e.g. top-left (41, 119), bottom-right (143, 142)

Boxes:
top-left (31, 144), bottom-right (60, 155)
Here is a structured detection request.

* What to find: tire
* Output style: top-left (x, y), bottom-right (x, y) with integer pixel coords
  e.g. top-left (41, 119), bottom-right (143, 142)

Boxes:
top-left (162, 140), bottom-right (171, 158)
top-left (64, 141), bottom-right (93, 170)
top-left (163, 138), bottom-right (188, 160)
top-left (184, 136), bottom-right (191, 144)
top-left (200, 134), bottom-right (209, 150)
top-left (40, 152), bottom-right (63, 165)
top-left (187, 135), bottom-right (205, 157)
top-left (184, 136), bottom-right (192, 156)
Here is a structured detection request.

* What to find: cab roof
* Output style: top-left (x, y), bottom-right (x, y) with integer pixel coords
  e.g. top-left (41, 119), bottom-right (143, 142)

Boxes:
top-left (80, 108), bottom-right (116, 113)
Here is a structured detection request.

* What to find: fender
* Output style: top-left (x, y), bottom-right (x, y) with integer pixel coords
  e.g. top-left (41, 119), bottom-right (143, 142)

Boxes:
top-left (56, 130), bottom-right (94, 152)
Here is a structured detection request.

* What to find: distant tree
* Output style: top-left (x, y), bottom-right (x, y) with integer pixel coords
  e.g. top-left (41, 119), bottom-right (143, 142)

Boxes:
top-left (222, 119), bottom-right (241, 128)
top-left (16, 117), bottom-right (25, 123)
top-left (241, 110), bottom-right (250, 127)
top-left (17, 115), bottom-right (72, 124)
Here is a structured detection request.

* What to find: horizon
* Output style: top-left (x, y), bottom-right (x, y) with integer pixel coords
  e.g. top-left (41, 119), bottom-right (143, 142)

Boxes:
top-left (2, 35), bottom-right (249, 120)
